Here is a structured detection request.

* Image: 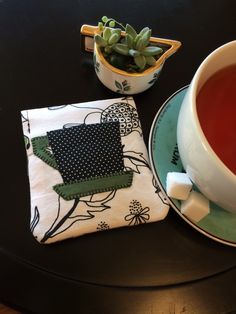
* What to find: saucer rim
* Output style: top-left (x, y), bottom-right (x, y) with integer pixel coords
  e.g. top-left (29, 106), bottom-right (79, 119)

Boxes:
top-left (148, 85), bottom-right (236, 248)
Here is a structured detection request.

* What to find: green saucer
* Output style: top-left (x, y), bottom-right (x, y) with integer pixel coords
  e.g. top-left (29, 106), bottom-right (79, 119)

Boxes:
top-left (149, 86), bottom-right (236, 247)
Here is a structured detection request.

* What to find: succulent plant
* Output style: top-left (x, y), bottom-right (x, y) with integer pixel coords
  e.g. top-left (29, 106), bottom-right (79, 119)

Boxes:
top-left (94, 16), bottom-right (163, 73)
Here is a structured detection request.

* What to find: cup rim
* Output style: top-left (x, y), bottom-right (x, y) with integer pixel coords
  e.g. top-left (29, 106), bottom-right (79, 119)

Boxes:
top-left (190, 40), bottom-right (236, 180)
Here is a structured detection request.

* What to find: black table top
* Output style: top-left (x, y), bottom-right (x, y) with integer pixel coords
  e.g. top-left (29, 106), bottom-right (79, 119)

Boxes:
top-left (1, 1), bottom-right (236, 313)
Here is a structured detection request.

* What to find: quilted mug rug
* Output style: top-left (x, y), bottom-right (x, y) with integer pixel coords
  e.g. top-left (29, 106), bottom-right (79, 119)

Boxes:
top-left (21, 97), bottom-right (169, 244)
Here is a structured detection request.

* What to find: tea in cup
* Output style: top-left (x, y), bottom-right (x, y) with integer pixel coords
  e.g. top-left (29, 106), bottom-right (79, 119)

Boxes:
top-left (177, 41), bottom-right (236, 213)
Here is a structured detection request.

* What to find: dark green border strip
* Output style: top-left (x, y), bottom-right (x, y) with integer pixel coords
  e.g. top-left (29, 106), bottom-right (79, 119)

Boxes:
top-left (32, 136), bottom-right (58, 170)
top-left (53, 171), bottom-right (133, 200)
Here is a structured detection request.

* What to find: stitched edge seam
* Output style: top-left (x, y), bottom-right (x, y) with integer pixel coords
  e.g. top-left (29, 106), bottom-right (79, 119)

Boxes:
top-left (55, 170), bottom-right (132, 185)
top-left (53, 171), bottom-right (133, 200)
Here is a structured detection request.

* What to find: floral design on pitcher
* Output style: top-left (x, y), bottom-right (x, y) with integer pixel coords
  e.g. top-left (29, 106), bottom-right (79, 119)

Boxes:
top-left (115, 80), bottom-right (131, 94)
top-left (148, 71), bottom-right (160, 85)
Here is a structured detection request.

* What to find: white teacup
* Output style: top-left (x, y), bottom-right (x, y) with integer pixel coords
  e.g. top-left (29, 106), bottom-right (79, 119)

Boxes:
top-left (177, 41), bottom-right (236, 213)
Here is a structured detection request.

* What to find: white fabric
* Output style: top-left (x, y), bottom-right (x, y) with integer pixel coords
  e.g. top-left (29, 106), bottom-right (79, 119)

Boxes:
top-left (21, 97), bottom-right (169, 244)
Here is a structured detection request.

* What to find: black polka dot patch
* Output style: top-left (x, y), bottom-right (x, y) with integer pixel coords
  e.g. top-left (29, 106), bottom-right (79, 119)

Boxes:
top-left (47, 122), bottom-right (124, 183)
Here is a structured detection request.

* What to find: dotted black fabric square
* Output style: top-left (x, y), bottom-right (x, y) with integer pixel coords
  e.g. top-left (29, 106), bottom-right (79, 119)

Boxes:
top-left (47, 122), bottom-right (124, 183)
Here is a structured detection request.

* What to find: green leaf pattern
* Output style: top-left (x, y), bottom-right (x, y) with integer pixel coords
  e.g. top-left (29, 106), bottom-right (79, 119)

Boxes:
top-left (148, 72), bottom-right (160, 85)
top-left (115, 80), bottom-right (131, 93)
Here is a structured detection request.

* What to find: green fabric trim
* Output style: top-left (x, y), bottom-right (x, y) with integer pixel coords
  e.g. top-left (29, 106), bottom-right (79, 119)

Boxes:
top-left (53, 171), bottom-right (133, 200)
top-left (31, 136), bottom-right (58, 170)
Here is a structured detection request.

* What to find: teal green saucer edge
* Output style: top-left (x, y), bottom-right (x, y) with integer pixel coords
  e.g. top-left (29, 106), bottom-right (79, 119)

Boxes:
top-left (149, 86), bottom-right (236, 247)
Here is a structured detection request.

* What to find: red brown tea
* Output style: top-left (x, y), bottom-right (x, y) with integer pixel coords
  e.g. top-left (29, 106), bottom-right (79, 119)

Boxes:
top-left (197, 64), bottom-right (236, 175)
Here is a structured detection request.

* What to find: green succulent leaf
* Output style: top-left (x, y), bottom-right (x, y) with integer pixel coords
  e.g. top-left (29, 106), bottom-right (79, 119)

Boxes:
top-left (113, 43), bottom-right (129, 56)
top-left (139, 27), bottom-right (150, 36)
top-left (109, 20), bottom-right (116, 27)
top-left (134, 55), bottom-right (146, 70)
top-left (104, 46), bottom-right (112, 54)
top-left (128, 49), bottom-right (140, 57)
top-left (125, 24), bottom-right (137, 39)
top-left (145, 55), bottom-right (156, 66)
top-left (111, 28), bottom-right (122, 36)
top-left (103, 27), bottom-right (112, 41)
top-left (134, 34), bottom-right (141, 49)
top-left (108, 33), bottom-right (119, 45)
top-left (102, 16), bottom-right (108, 23)
top-left (94, 34), bottom-right (107, 47)
top-left (98, 22), bottom-right (104, 31)
top-left (142, 46), bottom-right (163, 56)
top-left (125, 34), bottom-right (134, 48)
top-left (141, 29), bottom-right (151, 46)
top-left (135, 37), bottom-right (146, 51)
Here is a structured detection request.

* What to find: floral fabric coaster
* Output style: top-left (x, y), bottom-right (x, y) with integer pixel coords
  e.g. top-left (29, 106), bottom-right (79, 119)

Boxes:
top-left (21, 97), bottom-right (169, 244)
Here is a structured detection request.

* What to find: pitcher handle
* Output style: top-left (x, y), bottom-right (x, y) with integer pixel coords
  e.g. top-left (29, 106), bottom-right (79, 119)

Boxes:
top-left (80, 25), bottom-right (100, 52)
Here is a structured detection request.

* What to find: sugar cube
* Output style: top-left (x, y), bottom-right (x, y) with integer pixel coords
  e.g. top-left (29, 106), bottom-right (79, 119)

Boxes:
top-left (181, 191), bottom-right (210, 222)
top-left (166, 172), bottom-right (193, 200)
